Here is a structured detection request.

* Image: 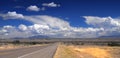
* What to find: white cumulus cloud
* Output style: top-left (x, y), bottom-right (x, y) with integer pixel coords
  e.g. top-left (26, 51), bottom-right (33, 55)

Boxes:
top-left (83, 16), bottom-right (120, 28)
top-left (42, 2), bottom-right (60, 7)
top-left (18, 24), bottom-right (28, 31)
top-left (27, 5), bottom-right (40, 12)
top-left (0, 11), bottom-right (24, 19)
top-left (83, 16), bottom-right (120, 37)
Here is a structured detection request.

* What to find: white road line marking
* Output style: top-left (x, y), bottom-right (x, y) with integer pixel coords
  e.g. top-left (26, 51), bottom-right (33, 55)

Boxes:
top-left (17, 46), bottom-right (48, 58)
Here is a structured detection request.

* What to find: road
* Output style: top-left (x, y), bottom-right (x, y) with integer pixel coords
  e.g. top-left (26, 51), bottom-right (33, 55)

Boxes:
top-left (0, 43), bottom-right (58, 58)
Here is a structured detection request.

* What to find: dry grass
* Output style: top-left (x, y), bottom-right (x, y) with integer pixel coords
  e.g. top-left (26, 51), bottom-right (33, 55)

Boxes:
top-left (0, 44), bottom-right (46, 50)
top-left (74, 47), bottom-right (111, 58)
top-left (54, 45), bottom-right (80, 58)
top-left (0, 44), bottom-right (23, 50)
top-left (54, 44), bottom-right (120, 58)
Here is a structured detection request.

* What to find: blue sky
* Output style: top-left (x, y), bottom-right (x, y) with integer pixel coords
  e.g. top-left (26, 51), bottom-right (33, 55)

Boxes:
top-left (0, 0), bottom-right (120, 39)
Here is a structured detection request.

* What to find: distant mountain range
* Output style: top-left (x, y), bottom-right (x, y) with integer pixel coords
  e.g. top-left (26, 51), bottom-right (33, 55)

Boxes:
top-left (1, 35), bottom-right (120, 40)
top-left (100, 35), bottom-right (120, 38)
top-left (28, 35), bottom-right (49, 39)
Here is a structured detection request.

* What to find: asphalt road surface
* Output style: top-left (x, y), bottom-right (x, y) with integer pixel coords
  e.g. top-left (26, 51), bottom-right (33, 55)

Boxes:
top-left (0, 43), bottom-right (58, 58)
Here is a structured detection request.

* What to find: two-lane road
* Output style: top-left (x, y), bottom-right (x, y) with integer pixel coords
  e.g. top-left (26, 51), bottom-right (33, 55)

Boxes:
top-left (0, 43), bottom-right (58, 58)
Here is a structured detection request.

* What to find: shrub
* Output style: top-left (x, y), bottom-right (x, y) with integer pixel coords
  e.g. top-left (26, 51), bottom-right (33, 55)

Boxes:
top-left (108, 42), bottom-right (120, 46)
top-left (12, 40), bottom-right (20, 44)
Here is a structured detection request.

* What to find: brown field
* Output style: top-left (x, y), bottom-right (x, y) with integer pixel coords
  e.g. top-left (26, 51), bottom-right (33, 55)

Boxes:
top-left (54, 44), bottom-right (120, 58)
